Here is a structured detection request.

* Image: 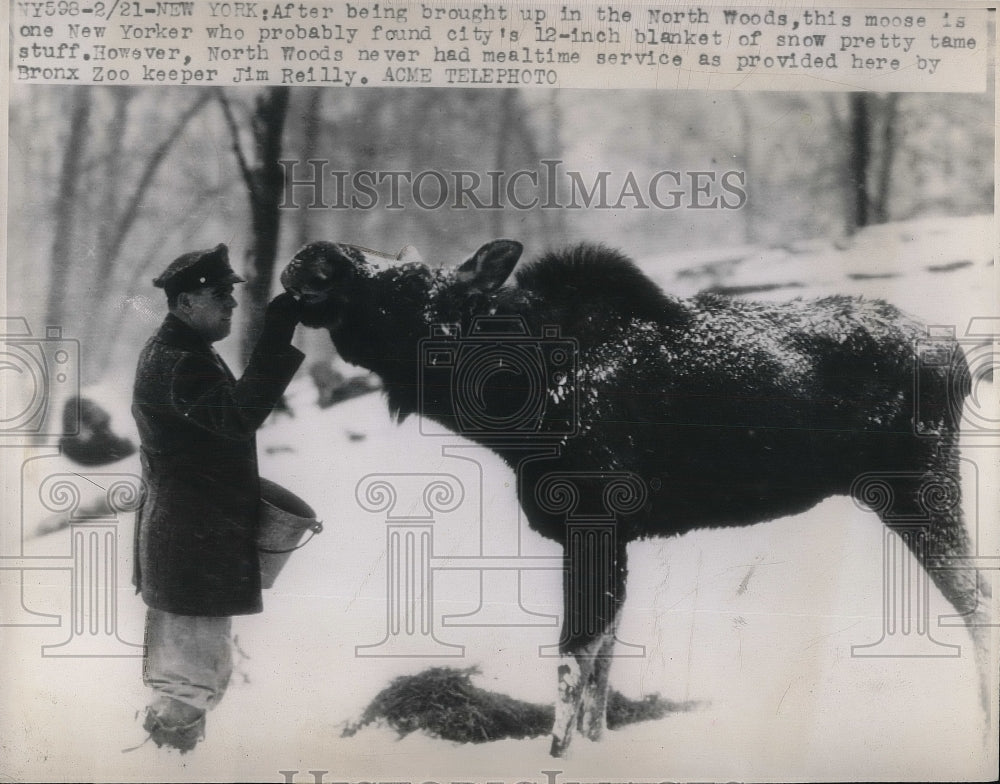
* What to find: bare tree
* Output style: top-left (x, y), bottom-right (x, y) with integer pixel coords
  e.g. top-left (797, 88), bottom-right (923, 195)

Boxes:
top-left (47, 90), bottom-right (92, 327)
top-left (842, 93), bottom-right (902, 233)
top-left (873, 94), bottom-right (901, 224)
top-left (490, 91), bottom-right (551, 240)
top-left (94, 89), bottom-right (134, 275)
top-left (546, 91), bottom-right (568, 245)
top-left (217, 87), bottom-right (291, 365)
top-left (294, 90), bottom-right (324, 250)
top-left (491, 91), bottom-right (519, 238)
top-left (86, 91), bottom-right (212, 379)
top-left (848, 93), bottom-right (873, 231)
top-left (734, 93), bottom-right (760, 244)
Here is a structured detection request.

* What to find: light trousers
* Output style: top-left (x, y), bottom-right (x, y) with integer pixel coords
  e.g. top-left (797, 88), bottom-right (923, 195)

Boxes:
top-left (143, 607), bottom-right (233, 711)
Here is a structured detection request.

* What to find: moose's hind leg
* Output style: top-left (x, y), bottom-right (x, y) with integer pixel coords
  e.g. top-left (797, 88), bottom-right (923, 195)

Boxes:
top-left (855, 444), bottom-right (993, 713)
top-left (578, 629), bottom-right (620, 741)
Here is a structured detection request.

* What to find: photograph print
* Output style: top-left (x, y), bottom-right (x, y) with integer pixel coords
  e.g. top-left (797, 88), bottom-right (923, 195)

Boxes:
top-left (1, 1), bottom-right (998, 782)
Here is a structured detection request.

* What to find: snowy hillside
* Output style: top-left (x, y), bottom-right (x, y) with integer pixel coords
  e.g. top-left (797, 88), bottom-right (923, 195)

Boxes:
top-left (2, 215), bottom-right (996, 782)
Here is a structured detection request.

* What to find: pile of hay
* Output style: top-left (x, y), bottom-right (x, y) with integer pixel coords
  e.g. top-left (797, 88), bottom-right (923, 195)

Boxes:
top-left (342, 666), bottom-right (695, 744)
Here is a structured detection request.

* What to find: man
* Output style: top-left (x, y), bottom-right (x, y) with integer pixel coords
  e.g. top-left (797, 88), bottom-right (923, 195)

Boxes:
top-left (132, 244), bottom-right (304, 752)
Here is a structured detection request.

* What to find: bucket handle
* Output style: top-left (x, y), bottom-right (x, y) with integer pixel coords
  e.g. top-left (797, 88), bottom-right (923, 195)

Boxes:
top-left (258, 520), bottom-right (324, 555)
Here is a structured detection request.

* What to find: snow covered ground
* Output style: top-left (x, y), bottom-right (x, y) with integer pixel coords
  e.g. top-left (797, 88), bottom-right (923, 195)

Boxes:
top-left (2, 215), bottom-right (997, 782)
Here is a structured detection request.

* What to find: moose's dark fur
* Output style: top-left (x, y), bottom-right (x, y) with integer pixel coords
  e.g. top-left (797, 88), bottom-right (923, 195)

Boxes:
top-left (282, 239), bottom-right (990, 756)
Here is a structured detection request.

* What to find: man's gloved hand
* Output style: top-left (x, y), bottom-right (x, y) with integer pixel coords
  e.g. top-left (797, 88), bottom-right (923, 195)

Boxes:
top-left (262, 292), bottom-right (304, 345)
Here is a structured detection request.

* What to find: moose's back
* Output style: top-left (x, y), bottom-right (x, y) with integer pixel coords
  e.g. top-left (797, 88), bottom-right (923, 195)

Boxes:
top-left (498, 275), bottom-right (954, 541)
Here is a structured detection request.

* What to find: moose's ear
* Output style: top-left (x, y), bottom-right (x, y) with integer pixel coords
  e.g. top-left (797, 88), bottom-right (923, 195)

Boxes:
top-left (456, 240), bottom-right (523, 291)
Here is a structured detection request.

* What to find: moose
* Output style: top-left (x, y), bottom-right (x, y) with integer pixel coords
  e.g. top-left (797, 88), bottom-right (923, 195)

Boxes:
top-left (281, 239), bottom-right (991, 756)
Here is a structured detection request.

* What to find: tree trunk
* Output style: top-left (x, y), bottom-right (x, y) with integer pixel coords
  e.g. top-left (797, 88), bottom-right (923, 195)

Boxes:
top-left (848, 93), bottom-right (873, 232)
top-left (873, 94), bottom-right (901, 224)
top-left (244, 88), bottom-right (291, 364)
top-left (547, 91), bottom-right (568, 245)
top-left (46, 90), bottom-right (92, 328)
top-left (735, 94), bottom-right (759, 244)
top-left (87, 91), bottom-right (210, 380)
top-left (491, 91), bottom-right (518, 238)
top-left (84, 88), bottom-right (133, 383)
top-left (217, 87), bottom-right (292, 366)
top-left (295, 90), bottom-right (324, 250)
top-left (508, 94), bottom-right (552, 241)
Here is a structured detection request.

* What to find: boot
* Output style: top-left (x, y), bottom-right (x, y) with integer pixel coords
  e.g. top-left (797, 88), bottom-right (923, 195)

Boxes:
top-left (143, 696), bottom-right (206, 753)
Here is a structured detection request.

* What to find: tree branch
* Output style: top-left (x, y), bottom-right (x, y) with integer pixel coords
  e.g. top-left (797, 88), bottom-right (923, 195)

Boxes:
top-left (215, 87), bottom-right (255, 194)
top-left (823, 93), bottom-right (846, 137)
top-left (102, 91), bottom-right (212, 266)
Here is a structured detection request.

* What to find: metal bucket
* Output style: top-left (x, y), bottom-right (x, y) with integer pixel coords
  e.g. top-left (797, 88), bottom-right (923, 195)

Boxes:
top-left (257, 478), bottom-right (322, 589)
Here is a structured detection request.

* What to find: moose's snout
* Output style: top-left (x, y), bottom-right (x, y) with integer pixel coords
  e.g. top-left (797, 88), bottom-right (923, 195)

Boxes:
top-left (282, 242), bottom-right (375, 328)
top-left (279, 257), bottom-right (305, 298)
top-left (282, 243), bottom-right (346, 304)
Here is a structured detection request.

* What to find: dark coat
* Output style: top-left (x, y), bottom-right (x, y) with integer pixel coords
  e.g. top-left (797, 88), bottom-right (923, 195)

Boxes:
top-left (132, 314), bottom-right (304, 616)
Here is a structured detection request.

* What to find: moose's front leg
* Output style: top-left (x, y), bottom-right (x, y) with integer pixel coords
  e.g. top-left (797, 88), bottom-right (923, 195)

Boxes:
top-left (577, 627), bottom-right (618, 741)
top-left (551, 640), bottom-right (598, 757)
top-left (550, 534), bottom-right (628, 757)
top-left (578, 540), bottom-right (628, 741)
